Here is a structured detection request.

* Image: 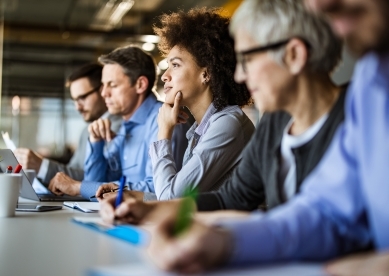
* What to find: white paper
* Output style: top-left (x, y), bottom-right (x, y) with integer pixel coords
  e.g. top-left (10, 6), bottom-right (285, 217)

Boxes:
top-left (64, 202), bottom-right (100, 213)
top-left (1, 131), bottom-right (16, 151)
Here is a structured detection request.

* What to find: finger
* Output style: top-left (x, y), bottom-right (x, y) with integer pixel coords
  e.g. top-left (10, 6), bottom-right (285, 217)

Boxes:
top-left (89, 122), bottom-right (100, 140)
top-left (178, 110), bottom-right (189, 119)
top-left (103, 192), bottom-right (116, 199)
top-left (177, 117), bottom-right (187, 124)
top-left (96, 119), bottom-right (106, 140)
top-left (172, 92), bottom-right (182, 115)
top-left (115, 198), bottom-right (137, 218)
top-left (103, 119), bottom-right (112, 142)
top-left (100, 199), bottom-right (116, 224)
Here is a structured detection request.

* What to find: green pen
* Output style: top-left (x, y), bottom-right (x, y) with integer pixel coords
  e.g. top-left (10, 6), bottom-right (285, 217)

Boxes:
top-left (173, 187), bottom-right (198, 236)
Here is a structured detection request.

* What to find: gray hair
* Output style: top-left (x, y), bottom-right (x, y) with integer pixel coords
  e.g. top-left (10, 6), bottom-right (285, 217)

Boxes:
top-left (230, 0), bottom-right (342, 73)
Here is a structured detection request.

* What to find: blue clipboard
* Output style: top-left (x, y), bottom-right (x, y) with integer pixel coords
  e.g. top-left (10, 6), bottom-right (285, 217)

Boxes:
top-left (72, 217), bottom-right (149, 246)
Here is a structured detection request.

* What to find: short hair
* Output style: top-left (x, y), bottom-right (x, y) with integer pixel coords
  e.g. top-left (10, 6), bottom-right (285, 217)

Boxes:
top-left (153, 8), bottom-right (252, 111)
top-left (230, 0), bottom-right (342, 73)
top-left (98, 46), bottom-right (156, 96)
top-left (66, 63), bottom-right (102, 89)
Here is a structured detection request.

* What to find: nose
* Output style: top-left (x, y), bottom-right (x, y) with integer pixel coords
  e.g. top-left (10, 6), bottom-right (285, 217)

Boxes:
top-left (74, 100), bottom-right (83, 111)
top-left (101, 85), bottom-right (109, 98)
top-left (161, 69), bottom-right (170, 83)
top-left (234, 62), bottom-right (246, 84)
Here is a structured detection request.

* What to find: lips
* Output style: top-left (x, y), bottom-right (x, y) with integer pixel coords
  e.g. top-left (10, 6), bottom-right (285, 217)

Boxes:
top-left (163, 87), bottom-right (172, 94)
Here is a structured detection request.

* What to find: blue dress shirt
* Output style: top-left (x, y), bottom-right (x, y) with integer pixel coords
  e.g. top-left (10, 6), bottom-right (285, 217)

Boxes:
top-left (220, 52), bottom-right (389, 264)
top-left (80, 93), bottom-right (161, 199)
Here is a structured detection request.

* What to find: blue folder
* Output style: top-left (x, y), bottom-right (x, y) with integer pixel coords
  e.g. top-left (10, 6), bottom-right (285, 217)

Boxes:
top-left (72, 218), bottom-right (149, 246)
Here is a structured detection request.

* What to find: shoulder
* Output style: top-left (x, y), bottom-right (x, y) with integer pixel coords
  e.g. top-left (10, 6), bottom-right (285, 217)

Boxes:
top-left (254, 111), bottom-right (291, 139)
top-left (205, 106), bottom-right (254, 137)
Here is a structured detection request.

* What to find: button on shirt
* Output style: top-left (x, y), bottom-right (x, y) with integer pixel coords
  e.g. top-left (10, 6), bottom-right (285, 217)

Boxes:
top-left (80, 93), bottom-right (161, 199)
top-left (219, 52), bottom-right (389, 264)
top-left (147, 103), bottom-right (255, 201)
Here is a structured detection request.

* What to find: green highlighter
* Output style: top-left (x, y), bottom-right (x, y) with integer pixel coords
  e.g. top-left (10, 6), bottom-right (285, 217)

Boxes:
top-left (173, 187), bottom-right (198, 236)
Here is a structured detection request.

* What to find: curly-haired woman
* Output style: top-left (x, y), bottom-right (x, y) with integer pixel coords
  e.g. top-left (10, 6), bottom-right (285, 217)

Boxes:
top-left (148, 7), bottom-right (254, 200)
top-left (96, 8), bottom-right (254, 202)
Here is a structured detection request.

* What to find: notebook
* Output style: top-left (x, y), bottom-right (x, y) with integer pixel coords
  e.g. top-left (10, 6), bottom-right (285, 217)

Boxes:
top-left (72, 217), bottom-right (149, 246)
top-left (64, 202), bottom-right (100, 213)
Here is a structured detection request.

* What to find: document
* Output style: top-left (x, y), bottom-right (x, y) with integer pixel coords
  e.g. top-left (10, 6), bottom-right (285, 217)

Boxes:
top-left (1, 131), bottom-right (16, 151)
top-left (87, 262), bottom-right (326, 276)
top-left (64, 202), bottom-right (100, 213)
top-left (72, 217), bottom-right (149, 246)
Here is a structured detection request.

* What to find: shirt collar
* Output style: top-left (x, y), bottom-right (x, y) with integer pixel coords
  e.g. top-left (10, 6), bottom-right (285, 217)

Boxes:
top-left (123, 93), bottom-right (158, 126)
top-left (186, 102), bottom-right (217, 140)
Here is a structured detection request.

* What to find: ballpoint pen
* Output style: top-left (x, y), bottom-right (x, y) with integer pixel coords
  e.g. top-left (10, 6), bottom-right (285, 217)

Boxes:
top-left (90, 187), bottom-right (128, 199)
top-left (173, 187), bottom-right (198, 236)
top-left (114, 175), bottom-right (127, 208)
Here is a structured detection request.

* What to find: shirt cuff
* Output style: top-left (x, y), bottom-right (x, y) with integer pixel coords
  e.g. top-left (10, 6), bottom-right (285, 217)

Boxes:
top-left (37, 158), bottom-right (50, 180)
top-left (143, 192), bottom-right (157, 202)
top-left (149, 139), bottom-right (172, 162)
top-left (216, 211), bottom-right (266, 265)
top-left (80, 180), bottom-right (102, 200)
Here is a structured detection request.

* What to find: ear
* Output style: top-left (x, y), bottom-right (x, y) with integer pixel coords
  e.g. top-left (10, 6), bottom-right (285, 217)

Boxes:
top-left (283, 38), bottom-right (308, 75)
top-left (134, 76), bottom-right (149, 95)
top-left (201, 69), bottom-right (210, 85)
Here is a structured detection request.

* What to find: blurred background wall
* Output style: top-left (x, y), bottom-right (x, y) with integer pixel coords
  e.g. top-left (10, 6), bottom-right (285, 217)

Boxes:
top-left (0, 0), bottom-right (355, 163)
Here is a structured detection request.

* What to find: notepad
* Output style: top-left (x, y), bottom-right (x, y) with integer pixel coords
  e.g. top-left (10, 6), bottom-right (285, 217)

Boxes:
top-left (63, 202), bottom-right (100, 213)
top-left (72, 217), bottom-right (149, 246)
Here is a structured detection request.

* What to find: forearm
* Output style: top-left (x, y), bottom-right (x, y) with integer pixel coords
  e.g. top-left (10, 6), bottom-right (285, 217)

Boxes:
top-left (84, 140), bottom-right (109, 182)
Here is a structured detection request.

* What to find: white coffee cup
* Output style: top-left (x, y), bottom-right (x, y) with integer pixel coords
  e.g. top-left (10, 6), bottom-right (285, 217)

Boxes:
top-left (0, 173), bottom-right (22, 218)
top-left (24, 169), bottom-right (37, 183)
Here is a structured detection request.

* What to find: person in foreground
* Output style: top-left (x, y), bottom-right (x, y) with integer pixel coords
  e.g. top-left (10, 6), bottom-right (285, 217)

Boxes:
top-left (143, 0), bottom-right (389, 273)
top-left (14, 63), bottom-right (121, 184)
top-left (47, 46), bottom-right (188, 199)
top-left (100, 0), bottom-right (348, 226)
top-left (96, 8), bottom-right (254, 202)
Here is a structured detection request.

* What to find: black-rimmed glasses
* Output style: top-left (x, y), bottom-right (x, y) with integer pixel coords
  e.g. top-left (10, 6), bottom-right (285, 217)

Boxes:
top-left (72, 85), bottom-right (102, 105)
top-left (236, 39), bottom-right (291, 73)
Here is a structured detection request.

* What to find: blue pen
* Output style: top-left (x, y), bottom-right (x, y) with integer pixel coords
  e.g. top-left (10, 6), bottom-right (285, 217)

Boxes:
top-left (114, 175), bottom-right (126, 208)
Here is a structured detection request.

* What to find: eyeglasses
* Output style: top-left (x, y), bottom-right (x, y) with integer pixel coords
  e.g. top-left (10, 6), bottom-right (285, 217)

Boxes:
top-left (236, 39), bottom-right (291, 73)
top-left (72, 85), bottom-right (101, 105)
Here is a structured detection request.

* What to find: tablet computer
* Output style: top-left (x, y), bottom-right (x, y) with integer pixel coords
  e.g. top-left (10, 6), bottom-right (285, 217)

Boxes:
top-left (16, 204), bottom-right (62, 212)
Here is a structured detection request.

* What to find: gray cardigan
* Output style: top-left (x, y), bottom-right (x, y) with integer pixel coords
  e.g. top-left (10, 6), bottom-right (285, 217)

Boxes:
top-left (196, 88), bottom-right (347, 211)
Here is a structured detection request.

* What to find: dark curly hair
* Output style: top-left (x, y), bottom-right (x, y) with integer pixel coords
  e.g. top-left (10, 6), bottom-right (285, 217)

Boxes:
top-left (153, 8), bottom-right (252, 111)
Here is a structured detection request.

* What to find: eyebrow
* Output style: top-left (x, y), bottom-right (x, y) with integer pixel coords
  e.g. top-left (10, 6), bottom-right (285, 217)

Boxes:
top-left (168, 57), bottom-right (182, 63)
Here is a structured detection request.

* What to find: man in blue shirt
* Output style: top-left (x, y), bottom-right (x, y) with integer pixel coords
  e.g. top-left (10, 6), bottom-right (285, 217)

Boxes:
top-left (48, 46), bottom-right (188, 199)
top-left (145, 0), bottom-right (389, 274)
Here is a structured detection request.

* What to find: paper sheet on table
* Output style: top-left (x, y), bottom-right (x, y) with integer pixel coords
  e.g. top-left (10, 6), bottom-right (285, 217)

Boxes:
top-left (87, 263), bottom-right (326, 276)
top-left (1, 131), bottom-right (16, 151)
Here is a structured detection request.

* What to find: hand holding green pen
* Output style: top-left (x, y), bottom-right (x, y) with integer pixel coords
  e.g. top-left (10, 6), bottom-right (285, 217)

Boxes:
top-left (173, 187), bottom-right (198, 236)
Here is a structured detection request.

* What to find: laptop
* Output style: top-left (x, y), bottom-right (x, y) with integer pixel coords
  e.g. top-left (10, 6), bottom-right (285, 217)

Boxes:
top-left (0, 149), bottom-right (88, 201)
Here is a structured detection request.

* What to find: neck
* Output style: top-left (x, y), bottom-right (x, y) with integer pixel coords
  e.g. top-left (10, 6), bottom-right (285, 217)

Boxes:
top-left (286, 73), bottom-right (341, 136)
top-left (186, 87), bottom-right (213, 125)
top-left (122, 94), bottom-right (147, 121)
